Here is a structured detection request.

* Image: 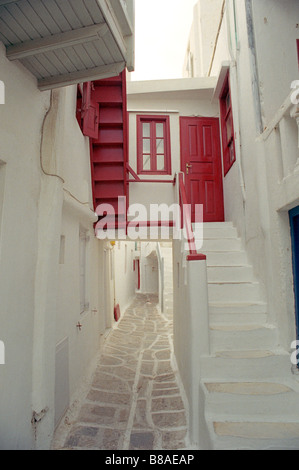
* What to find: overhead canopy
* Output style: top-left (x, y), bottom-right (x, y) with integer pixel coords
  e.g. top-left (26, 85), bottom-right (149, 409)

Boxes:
top-left (0, 0), bottom-right (135, 90)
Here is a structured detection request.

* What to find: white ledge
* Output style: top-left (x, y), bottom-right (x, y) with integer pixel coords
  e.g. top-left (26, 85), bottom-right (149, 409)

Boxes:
top-left (127, 77), bottom-right (217, 96)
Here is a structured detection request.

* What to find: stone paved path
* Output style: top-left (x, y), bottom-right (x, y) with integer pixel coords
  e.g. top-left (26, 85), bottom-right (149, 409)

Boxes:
top-left (52, 294), bottom-right (190, 450)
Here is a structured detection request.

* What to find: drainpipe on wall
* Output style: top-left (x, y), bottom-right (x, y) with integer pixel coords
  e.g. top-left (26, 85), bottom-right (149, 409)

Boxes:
top-left (245, 0), bottom-right (264, 135)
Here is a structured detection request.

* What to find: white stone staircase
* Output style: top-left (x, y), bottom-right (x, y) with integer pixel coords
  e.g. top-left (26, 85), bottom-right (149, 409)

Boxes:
top-left (194, 222), bottom-right (299, 450)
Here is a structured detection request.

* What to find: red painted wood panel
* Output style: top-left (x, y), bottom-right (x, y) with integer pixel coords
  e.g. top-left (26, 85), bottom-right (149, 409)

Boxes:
top-left (180, 117), bottom-right (224, 223)
top-left (82, 82), bottom-right (99, 139)
top-left (89, 71), bottom-right (128, 224)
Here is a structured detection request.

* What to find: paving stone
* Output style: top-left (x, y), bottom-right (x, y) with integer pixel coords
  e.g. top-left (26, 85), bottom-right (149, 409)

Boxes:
top-left (129, 432), bottom-right (155, 450)
top-left (92, 373), bottom-right (132, 393)
top-left (78, 404), bottom-right (117, 426)
top-left (156, 361), bottom-right (173, 375)
top-left (137, 376), bottom-right (152, 398)
top-left (152, 396), bottom-right (185, 412)
top-left (155, 350), bottom-right (171, 360)
top-left (133, 399), bottom-right (151, 429)
top-left (87, 389), bottom-right (131, 406)
top-left (153, 381), bottom-right (178, 390)
top-left (65, 426), bottom-right (98, 448)
top-left (140, 361), bottom-right (155, 376)
top-left (152, 411), bottom-right (187, 429)
top-left (152, 388), bottom-right (181, 397)
top-left (162, 430), bottom-right (188, 450)
top-left (100, 355), bottom-right (124, 366)
top-left (154, 373), bottom-right (176, 383)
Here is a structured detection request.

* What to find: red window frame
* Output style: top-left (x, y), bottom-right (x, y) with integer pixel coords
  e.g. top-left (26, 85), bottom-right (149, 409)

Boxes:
top-left (219, 73), bottom-right (236, 176)
top-left (137, 115), bottom-right (171, 175)
top-left (297, 39), bottom-right (299, 70)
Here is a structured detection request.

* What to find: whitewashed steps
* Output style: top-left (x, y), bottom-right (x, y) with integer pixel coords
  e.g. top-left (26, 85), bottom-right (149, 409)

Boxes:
top-left (205, 251), bottom-right (248, 266)
top-left (208, 281), bottom-right (261, 303)
top-left (204, 383), bottom-right (298, 419)
top-left (193, 222), bottom-right (299, 449)
top-left (209, 301), bottom-right (268, 314)
top-left (196, 238), bottom-right (243, 252)
top-left (211, 423), bottom-right (299, 450)
top-left (207, 265), bottom-right (255, 283)
top-left (209, 324), bottom-right (278, 353)
top-left (200, 351), bottom-right (290, 382)
top-left (204, 380), bottom-right (299, 450)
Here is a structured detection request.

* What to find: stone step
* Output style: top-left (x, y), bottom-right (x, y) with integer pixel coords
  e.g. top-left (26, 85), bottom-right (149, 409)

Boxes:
top-left (208, 282), bottom-right (261, 302)
top-left (209, 301), bottom-right (268, 315)
top-left (193, 226), bottom-right (239, 242)
top-left (194, 222), bottom-right (234, 229)
top-left (209, 324), bottom-right (279, 353)
top-left (207, 265), bottom-right (255, 283)
top-left (204, 251), bottom-right (248, 266)
top-left (196, 238), bottom-right (243, 252)
top-left (200, 350), bottom-right (290, 382)
top-left (201, 226), bottom-right (239, 239)
top-left (209, 421), bottom-right (299, 450)
top-left (204, 383), bottom-right (299, 421)
top-left (210, 312), bottom-right (268, 325)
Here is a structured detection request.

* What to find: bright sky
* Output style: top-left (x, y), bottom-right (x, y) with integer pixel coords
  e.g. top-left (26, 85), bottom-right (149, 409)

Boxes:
top-left (130, 0), bottom-right (198, 81)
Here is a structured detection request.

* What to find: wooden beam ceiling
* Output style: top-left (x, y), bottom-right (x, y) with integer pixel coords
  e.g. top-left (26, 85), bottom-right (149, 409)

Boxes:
top-left (6, 23), bottom-right (109, 61)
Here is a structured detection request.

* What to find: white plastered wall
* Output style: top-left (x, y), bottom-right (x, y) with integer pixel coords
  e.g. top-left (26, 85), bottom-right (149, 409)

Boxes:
top-left (0, 43), bottom-right (113, 449)
top-left (0, 43), bottom-right (50, 450)
top-left (114, 240), bottom-right (137, 316)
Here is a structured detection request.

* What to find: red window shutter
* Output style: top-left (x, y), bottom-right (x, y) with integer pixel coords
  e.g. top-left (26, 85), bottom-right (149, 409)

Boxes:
top-left (82, 82), bottom-right (99, 139)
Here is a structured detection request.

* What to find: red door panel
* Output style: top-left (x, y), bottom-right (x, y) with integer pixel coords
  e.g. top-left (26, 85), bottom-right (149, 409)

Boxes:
top-left (82, 82), bottom-right (99, 139)
top-left (180, 117), bottom-right (224, 223)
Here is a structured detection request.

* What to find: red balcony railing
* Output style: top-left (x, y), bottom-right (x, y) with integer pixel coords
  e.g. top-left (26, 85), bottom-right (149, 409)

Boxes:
top-left (178, 172), bottom-right (206, 262)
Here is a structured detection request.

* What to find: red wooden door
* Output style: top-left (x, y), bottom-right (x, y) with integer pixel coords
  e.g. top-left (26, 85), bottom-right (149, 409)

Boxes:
top-left (180, 117), bottom-right (224, 223)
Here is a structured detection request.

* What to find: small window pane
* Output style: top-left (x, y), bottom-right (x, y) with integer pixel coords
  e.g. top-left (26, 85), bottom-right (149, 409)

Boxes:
top-left (156, 154), bottom-right (165, 171)
top-left (225, 92), bottom-right (231, 111)
top-left (156, 138), bottom-right (164, 153)
top-left (143, 139), bottom-right (151, 153)
top-left (226, 114), bottom-right (233, 142)
top-left (142, 122), bottom-right (150, 138)
top-left (156, 123), bottom-right (164, 138)
top-left (143, 155), bottom-right (151, 171)
top-left (228, 142), bottom-right (235, 164)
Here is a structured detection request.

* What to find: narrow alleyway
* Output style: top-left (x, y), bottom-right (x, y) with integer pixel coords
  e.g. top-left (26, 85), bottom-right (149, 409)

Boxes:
top-left (52, 294), bottom-right (190, 450)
